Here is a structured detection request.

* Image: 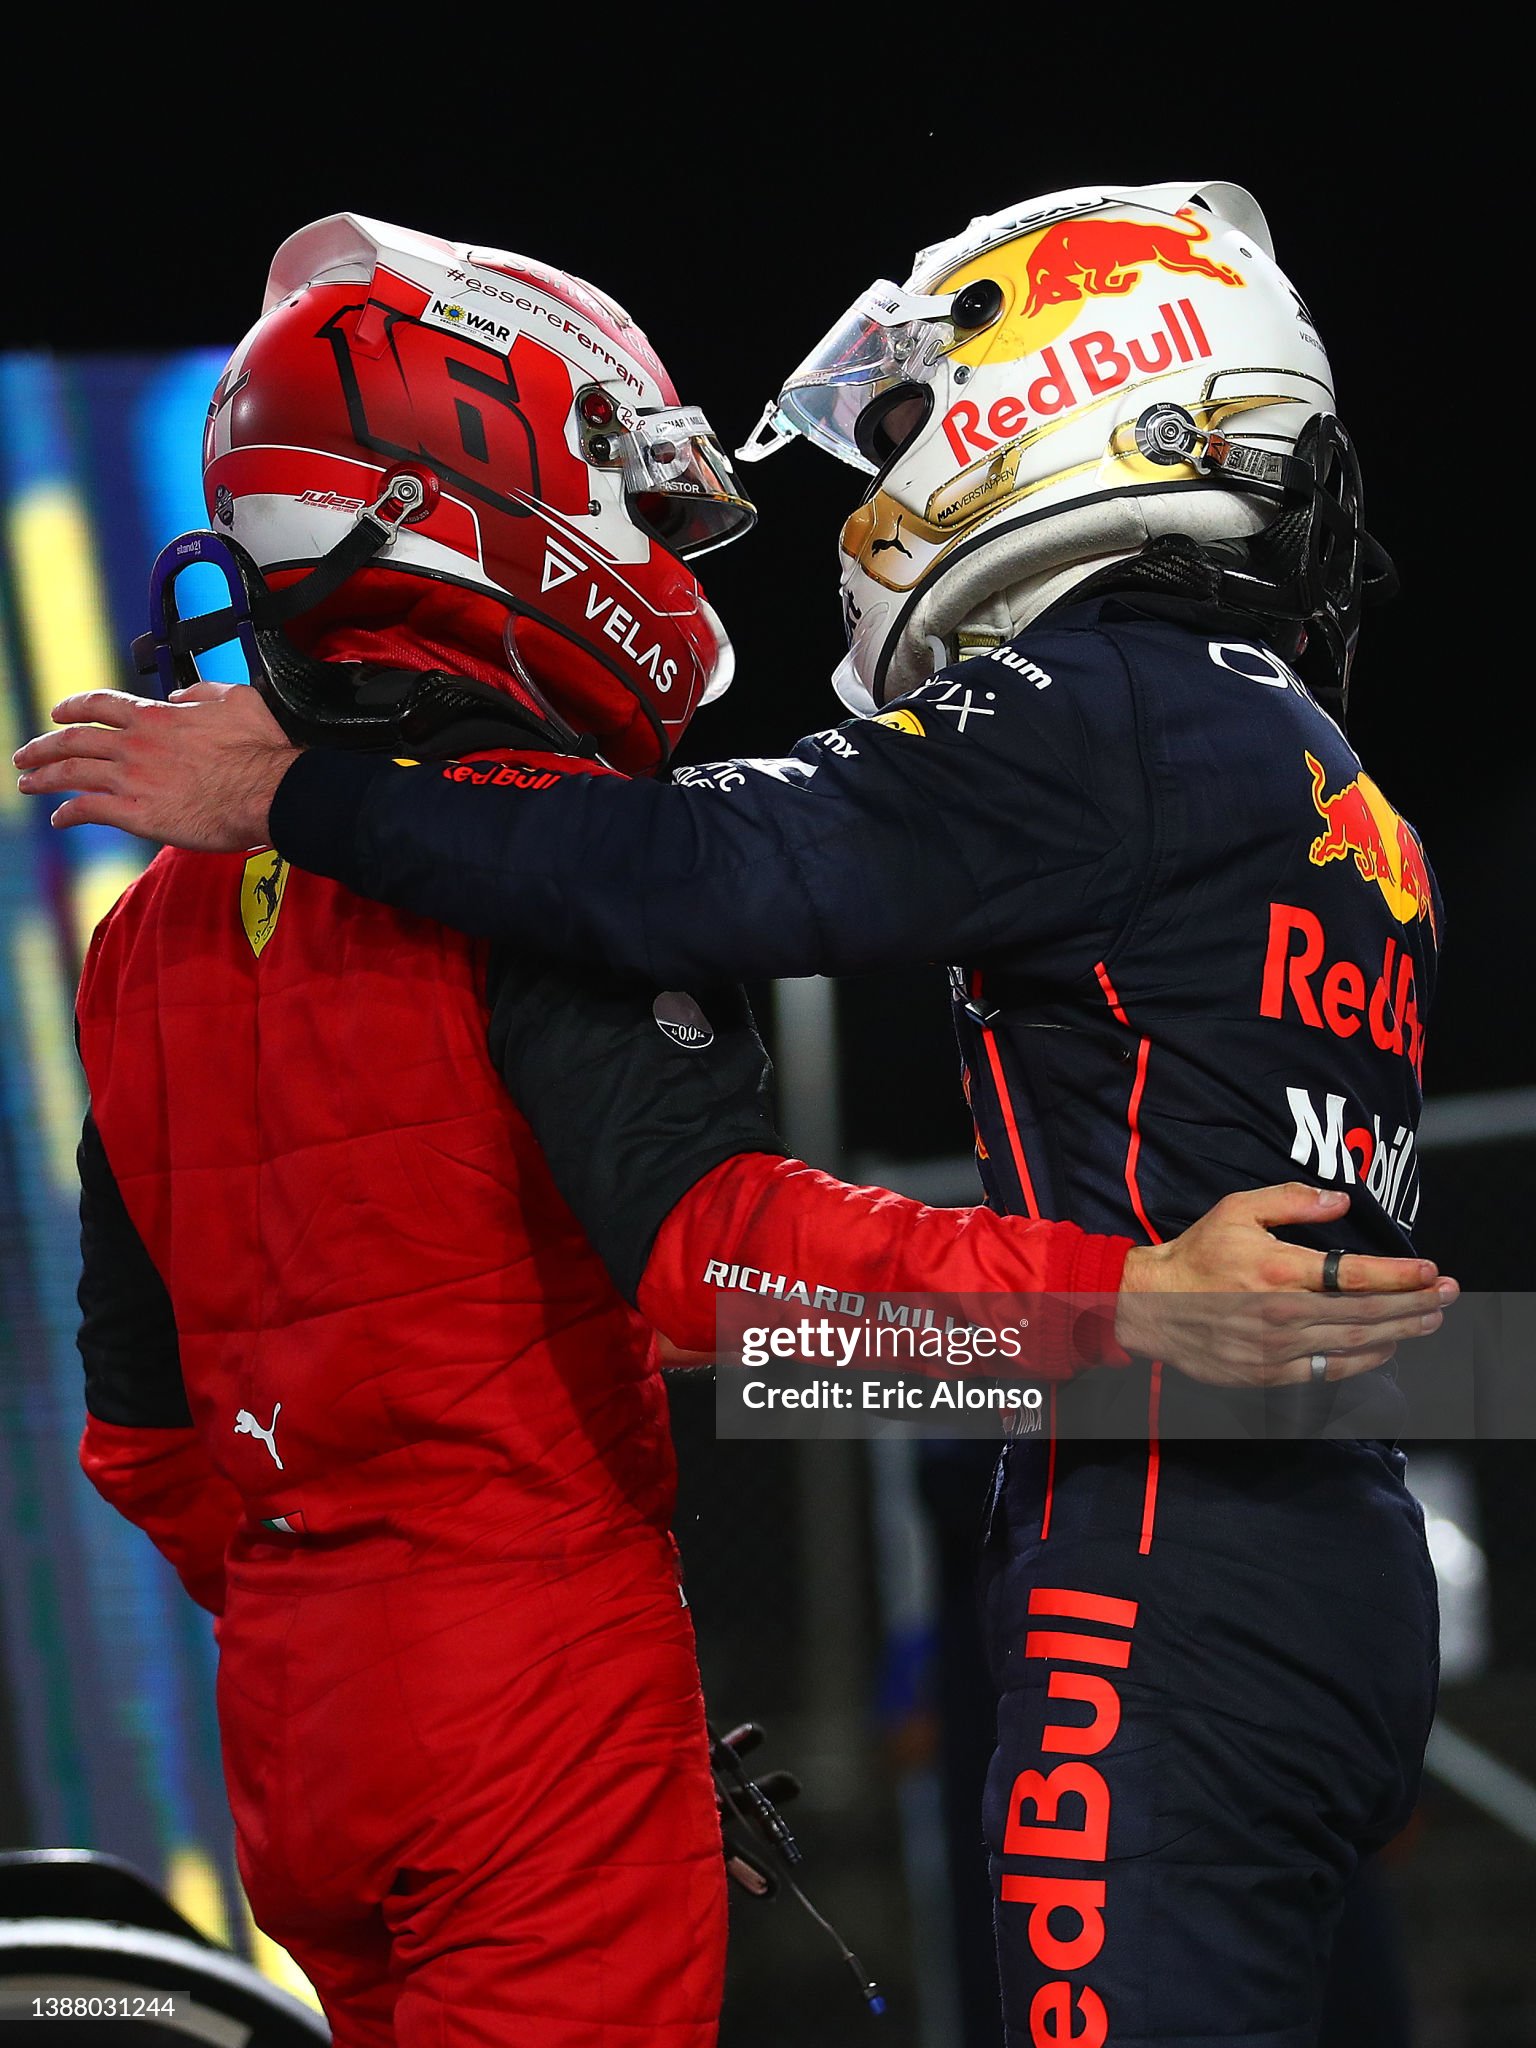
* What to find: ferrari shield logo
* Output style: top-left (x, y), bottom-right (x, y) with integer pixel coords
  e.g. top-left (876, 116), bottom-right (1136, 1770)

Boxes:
top-left (240, 850), bottom-right (289, 958)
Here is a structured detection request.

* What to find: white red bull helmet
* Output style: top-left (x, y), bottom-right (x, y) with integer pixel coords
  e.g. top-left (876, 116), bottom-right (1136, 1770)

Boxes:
top-left (741, 178), bottom-right (1385, 714)
top-left (204, 214), bottom-right (755, 769)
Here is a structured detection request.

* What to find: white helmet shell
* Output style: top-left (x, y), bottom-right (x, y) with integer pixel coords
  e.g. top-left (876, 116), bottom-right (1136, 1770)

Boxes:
top-left (745, 180), bottom-right (1334, 709)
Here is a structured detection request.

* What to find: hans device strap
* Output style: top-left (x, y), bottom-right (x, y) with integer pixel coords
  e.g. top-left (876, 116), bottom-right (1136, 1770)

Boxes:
top-left (133, 527), bottom-right (594, 759)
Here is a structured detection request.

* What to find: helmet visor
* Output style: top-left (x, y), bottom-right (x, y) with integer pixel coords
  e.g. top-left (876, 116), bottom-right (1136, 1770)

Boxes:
top-left (621, 406), bottom-right (757, 560)
top-left (738, 279), bottom-right (960, 472)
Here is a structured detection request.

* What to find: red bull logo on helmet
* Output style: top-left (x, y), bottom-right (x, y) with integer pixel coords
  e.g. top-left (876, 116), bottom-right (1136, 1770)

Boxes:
top-left (1305, 753), bottom-right (1437, 939)
top-left (930, 204), bottom-right (1251, 474)
top-left (940, 298), bottom-right (1216, 467)
top-left (1020, 208), bottom-right (1244, 319)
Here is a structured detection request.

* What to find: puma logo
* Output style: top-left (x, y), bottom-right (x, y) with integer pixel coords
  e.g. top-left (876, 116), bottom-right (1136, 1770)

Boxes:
top-left (870, 518), bottom-right (912, 559)
top-left (234, 1405), bottom-right (284, 1470)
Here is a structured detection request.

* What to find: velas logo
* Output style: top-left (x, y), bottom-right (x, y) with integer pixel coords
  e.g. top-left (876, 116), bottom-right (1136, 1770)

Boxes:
top-left (941, 300), bottom-right (1215, 466)
top-left (537, 531), bottom-right (681, 693)
top-left (541, 534), bottom-right (585, 593)
top-left (1305, 753), bottom-right (1437, 939)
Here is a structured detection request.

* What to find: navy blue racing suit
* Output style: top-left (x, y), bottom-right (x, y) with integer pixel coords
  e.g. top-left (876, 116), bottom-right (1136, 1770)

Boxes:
top-left (270, 594), bottom-right (1442, 2046)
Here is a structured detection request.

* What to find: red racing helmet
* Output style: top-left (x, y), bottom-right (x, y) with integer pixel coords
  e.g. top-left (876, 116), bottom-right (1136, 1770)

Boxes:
top-left (203, 214), bottom-right (755, 770)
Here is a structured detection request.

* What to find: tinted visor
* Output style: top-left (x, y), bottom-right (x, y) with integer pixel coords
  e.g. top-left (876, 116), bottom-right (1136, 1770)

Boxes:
top-left (738, 279), bottom-right (960, 471)
top-left (620, 406), bottom-right (757, 560)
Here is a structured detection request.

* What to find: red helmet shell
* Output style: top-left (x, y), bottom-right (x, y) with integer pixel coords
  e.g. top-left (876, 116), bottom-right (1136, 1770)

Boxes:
top-left (204, 216), bottom-right (732, 769)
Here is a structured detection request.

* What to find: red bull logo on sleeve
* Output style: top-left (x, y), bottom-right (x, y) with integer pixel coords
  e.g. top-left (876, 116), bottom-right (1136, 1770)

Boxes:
top-left (1021, 208), bottom-right (1244, 320)
top-left (1305, 752), bottom-right (1437, 940)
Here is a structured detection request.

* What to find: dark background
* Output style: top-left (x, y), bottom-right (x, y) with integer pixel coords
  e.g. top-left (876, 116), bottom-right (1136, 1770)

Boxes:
top-left (3, 34), bottom-right (1525, 1134)
top-left (4, 35), bottom-right (1530, 2043)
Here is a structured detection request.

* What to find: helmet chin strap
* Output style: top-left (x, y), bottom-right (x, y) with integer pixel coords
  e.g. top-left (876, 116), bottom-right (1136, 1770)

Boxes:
top-left (131, 473), bottom-right (434, 681)
top-left (136, 527), bottom-right (601, 759)
top-left (501, 615), bottom-right (597, 754)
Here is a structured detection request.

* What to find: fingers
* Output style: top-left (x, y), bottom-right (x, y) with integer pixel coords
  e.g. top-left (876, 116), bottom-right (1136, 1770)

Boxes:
top-left (19, 761), bottom-right (127, 801)
top-left (1261, 1240), bottom-right (1441, 1294)
top-left (1261, 1277), bottom-right (1458, 1327)
top-left (1332, 1254), bottom-right (1455, 1296)
top-left (1294, 1343), bottom-right (1400, 1384)
top-left (49, 793), bottom-right (145, 831)
top-left (1291, 1299), bottom-right (1445, 1350)
top-left (51, 689), bottom-right (151, 729)
top-left (168, 681), bottom-right (237, 704)
top-left (1286, 1293), bottom-right (1452, 1380)
top-left (1270, 1281), bottom-right (1450, 1331)
top-left (1264, 1303), bottom-right (1443, 1387)
top-left (14, 728), bottom-right (129, 776)
top-left (1223, 1181), bottom-right (1352, 1231)
top-left (1219, 1186), bottom-right (1458, 1302)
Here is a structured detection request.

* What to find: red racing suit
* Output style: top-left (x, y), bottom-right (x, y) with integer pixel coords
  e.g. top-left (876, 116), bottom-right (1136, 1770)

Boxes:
top-left (76, 746), bottom-right (1132, 2048)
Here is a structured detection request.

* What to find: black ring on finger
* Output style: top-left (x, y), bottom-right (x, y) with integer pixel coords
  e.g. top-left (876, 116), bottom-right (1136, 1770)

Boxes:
top-left (1322, 1248), bottom-right (1346, 1294)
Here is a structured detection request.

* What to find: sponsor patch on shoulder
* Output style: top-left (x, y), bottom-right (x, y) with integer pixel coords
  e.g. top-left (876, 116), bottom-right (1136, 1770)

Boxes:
top-left (654, 991), bottom-right (715, 1049)
top-left (870, 707), bottom-right (925, 736)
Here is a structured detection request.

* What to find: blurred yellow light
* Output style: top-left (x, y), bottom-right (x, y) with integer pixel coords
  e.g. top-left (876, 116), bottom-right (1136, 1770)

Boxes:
top-left (240, 1891), bottom-right (324, 2012)
top-left (11, 912), bottom-right (84, 1191)
top-left (166, 1844), bottom-right (231, 1948)
top-left (0, 589), bottom-right (23, 821)
top-left (72, 854), bottom-right (144, 958)
top-left (7, 481), bottom-right (120, 725)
